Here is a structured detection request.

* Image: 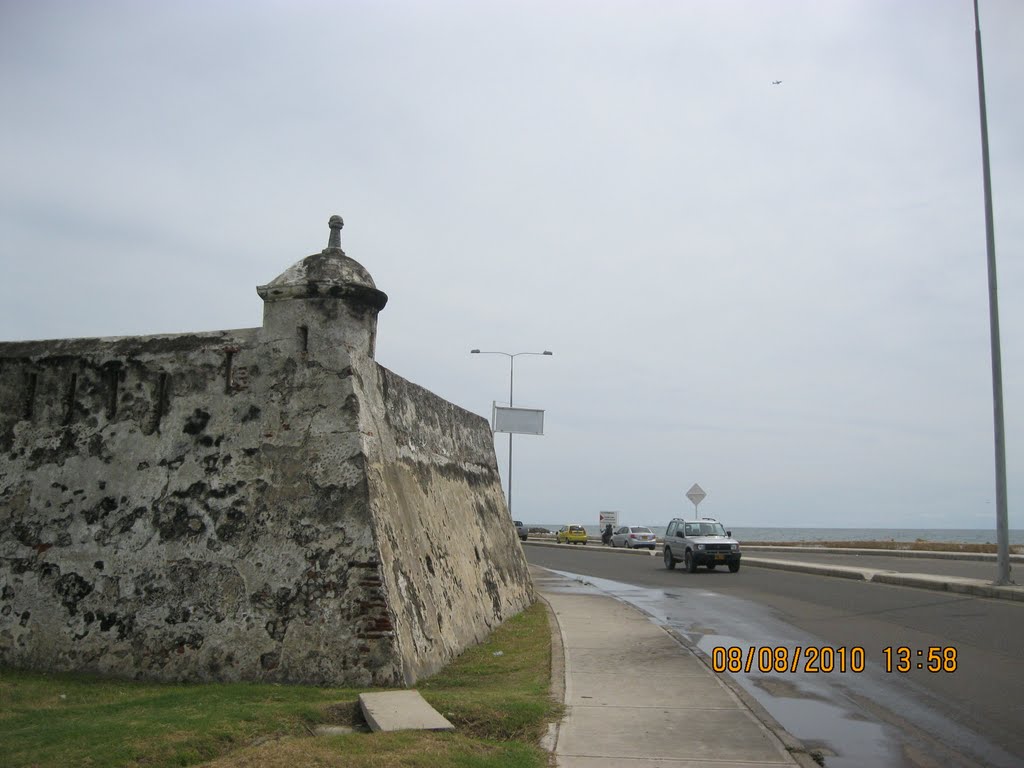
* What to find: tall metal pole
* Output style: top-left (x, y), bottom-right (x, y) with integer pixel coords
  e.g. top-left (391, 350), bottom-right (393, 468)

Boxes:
top-left (470, 349), bottom-right (552, 518)
top-left (508, 356), bottom-right (515, 516)
top-left (973, 0), bottom-right (1011, 585)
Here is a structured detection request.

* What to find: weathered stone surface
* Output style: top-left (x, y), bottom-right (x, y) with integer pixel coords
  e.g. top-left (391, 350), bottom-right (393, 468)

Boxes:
top-left (0, 217), bottom-right (533, 686)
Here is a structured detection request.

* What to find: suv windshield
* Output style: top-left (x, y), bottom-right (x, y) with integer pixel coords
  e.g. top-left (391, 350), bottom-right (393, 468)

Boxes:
top-left (684, 522), bottom-right (727, 537)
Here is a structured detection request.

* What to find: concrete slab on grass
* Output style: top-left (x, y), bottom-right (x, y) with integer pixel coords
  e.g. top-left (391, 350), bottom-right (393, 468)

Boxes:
top-left (358, 690), bottom-right (455, 733)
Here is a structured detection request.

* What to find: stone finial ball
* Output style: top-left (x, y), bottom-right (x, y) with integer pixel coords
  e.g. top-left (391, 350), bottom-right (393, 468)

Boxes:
top-left (329, 215), bottom-right (344, 229)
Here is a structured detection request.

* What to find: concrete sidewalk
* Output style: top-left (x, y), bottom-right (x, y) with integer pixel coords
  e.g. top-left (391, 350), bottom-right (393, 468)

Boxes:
top-left (533, 566), bottom-right (819, 768)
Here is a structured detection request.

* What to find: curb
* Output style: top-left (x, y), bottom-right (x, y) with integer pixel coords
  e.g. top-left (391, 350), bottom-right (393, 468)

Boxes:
top-left (869, 571), bottom-right (1024, 602)
top-left (742, 557), bottom-right (868, 580)
top-left (532, 588), bottom-right (565, 763)
top-left (743, 558), bottom-right (1024, 601)
top-left (743, 545), bottom-right (1024, 564)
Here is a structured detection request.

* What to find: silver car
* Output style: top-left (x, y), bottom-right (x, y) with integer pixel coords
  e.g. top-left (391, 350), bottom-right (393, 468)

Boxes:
top-left (610, 526), bottom-right (657, 549)
top-left (514, 520), bottom-right (528, 541)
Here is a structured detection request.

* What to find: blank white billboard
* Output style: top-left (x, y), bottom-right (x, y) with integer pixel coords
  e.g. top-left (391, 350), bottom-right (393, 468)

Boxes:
top-left (493, 405), bottom-right (545, 435)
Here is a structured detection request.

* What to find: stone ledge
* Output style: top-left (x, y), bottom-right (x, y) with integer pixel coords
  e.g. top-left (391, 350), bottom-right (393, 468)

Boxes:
top-left (358, 690), bottom-right (455, 733)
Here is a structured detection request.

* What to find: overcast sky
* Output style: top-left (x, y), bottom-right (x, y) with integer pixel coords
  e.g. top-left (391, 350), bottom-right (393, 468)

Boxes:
top-left (2, 0), bottom-right (1021, 531)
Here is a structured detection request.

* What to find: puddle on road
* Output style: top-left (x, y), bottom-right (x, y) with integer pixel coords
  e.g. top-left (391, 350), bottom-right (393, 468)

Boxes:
top-left (542, 568), bottom-right (1018, 768)
top-left (752, 676), bottom-right (830, 702)
top-left (683, 631), bottom-right (901, 768)
top-left (741, 673), bottom-right (895, 768)
top-left (531, 572), bottom-right (606, 597)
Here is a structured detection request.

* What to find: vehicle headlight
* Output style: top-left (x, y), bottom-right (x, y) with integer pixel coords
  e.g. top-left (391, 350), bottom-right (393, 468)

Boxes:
top-left (697, 544), bottom-right (705, 550)
top-left (731, 544), bottom-right (739, 551)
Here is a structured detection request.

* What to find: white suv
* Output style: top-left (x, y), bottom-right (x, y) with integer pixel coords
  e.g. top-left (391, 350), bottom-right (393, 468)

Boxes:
top-left (662, 518), bottom-right (741, 573)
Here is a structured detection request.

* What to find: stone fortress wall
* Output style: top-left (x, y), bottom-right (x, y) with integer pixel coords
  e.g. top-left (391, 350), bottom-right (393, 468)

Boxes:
top-left (0, 216), bottom-right (533, 686)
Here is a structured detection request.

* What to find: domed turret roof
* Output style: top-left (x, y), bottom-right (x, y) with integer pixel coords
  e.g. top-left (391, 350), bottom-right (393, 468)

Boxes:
top-left (257, 216), bottom-right (388, 311)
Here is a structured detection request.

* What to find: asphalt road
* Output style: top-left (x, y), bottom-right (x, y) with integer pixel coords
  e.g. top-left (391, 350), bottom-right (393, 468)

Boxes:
top-left (526, 543), bottom-right (1024, 768)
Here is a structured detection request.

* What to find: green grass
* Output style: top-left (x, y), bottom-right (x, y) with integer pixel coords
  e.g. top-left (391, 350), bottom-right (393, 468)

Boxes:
top-left (0, 602), bottom-right (560, 768)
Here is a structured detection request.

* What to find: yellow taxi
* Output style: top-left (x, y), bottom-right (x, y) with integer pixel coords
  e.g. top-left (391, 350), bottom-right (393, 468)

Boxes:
top-left (556, 524), bottom-right (589, 545)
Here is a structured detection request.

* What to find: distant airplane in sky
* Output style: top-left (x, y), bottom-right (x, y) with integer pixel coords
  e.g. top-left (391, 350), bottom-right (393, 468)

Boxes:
top-left (772, 80), bottom-right (782, 85)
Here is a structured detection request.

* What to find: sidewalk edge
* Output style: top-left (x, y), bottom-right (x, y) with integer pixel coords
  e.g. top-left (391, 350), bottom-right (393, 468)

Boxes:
top-left (534, 590), bottom-right (565, 765)
top-left (658, 624), bottom-right (822, 768)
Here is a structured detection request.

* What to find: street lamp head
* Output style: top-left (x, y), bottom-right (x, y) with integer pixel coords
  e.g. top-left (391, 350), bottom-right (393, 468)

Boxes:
top-left (542, 351), bottom-right (553, 355)
top-left (470, 349), bottom-right (480, 354)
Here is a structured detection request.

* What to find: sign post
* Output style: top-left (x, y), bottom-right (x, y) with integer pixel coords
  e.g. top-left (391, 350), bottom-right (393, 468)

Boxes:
top-left (686, 483), bottom-right (707, 517)
top-left (599, 510), bottom-right (619, 530)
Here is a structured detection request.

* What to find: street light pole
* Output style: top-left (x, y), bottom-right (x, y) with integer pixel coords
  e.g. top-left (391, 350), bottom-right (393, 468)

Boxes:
top-left (471, 349), bottom-right (552, 516)
top-left (972, 0), bottom-right (1011, 585)
top-left (508, 355), bottom-right (515, 516)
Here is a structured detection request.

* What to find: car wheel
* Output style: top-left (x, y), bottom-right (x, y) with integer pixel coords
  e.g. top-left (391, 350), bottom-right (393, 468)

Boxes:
top-left (583, 540), bottom-right (587, 545)
top-left (729, 562), bottom-right (740, 573)
top-left (685, 550), bottom-right (697, 573)
top-left (663, 546), bottom-right (676, 570)
top-left (707, 564), bottom-right (716, 571)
